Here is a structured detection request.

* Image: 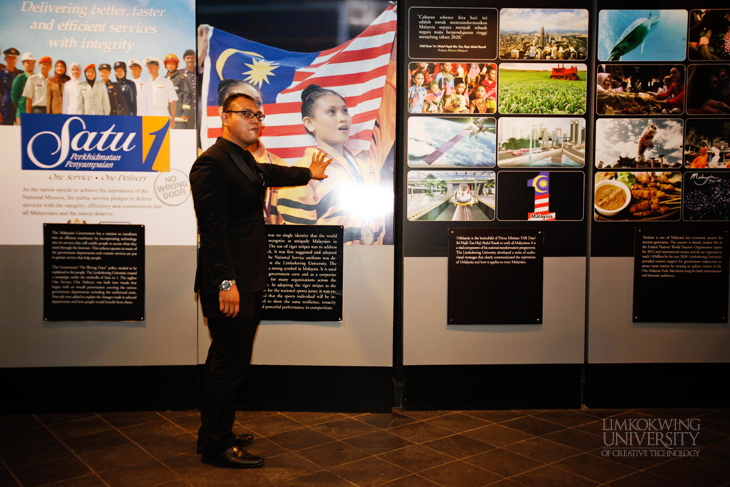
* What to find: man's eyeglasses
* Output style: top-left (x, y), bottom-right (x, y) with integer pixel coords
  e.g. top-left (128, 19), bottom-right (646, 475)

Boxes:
top-left (225, 109), bottom-right (265, 121)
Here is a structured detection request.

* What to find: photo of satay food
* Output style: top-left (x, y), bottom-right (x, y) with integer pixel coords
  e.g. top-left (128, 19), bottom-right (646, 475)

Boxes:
top-left (594, 171), bottom-right (681, 220)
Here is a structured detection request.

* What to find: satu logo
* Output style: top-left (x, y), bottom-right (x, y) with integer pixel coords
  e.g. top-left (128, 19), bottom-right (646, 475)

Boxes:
top-left (527, 171), bottom-right (556, 221)
top-left (21, 114), bottom-right (170, 172)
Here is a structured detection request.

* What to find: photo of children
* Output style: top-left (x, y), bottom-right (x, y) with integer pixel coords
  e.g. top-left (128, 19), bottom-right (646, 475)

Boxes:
top-left (684, 119), bottom-right (730, 168)
top-left (596, 64), bottom-right (684, 115)
top-left (499, 63), bottom-right (586, 115)
top-left (684, 172), bottom-right (730, 220)
top-left (408, 63), bottom-right (497, 114)
top-left (498, 118), bottom-right (585, 168)
top-left (499, 9), bottom-right (588, 61)
top-left (408, 117), bottom-right (496, 169)
top-left (595, 118), bottom-right (683, 170)
top-left (688, 10), bottom-right (730, 61)
top-left (686, 64), bottom-right (730, 114)
top-left (407, 170), bottom-right (495, 222)
top-left (594, 171), bottom-right (681, 221)
top-left (597, 10), bottom-right (688, 62)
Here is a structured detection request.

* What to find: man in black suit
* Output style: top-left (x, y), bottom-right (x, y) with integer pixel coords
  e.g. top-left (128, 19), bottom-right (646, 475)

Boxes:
top-left (189, 82), bottom-right (330, 469)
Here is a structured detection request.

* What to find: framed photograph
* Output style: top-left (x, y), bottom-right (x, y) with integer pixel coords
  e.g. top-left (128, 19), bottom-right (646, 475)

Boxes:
top-left (408, 117), bottom-right (496, 169)
top-left (408, 62), bottom-right (497, 114)
top-left (684, 119), bottom-right (730, 168)
top-left (683, 172), bottom-right (730, 220)
top-left (594, 171), bottom-right (681, 221)
top-left (597, 10), bottom-right (688, 62)
top-left (498, 63), bottom-right (586, 115)
top-left (595, 118), bottom-right (684, 170)
top-left (406, 171), bottom-right (495, 222)
top-left (499, 9), bottom-right (589, 61)
top-left (498, 117), bottom-right (585, 168)
top-left (688, 9), bottom-right (730, 61)
top-left (686, 64), bottom-right (730, 114)
top-left (596, 64), bottom-right (684, 115)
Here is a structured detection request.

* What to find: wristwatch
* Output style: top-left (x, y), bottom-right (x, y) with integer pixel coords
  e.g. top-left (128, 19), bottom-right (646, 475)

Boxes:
top-left (219, 279), bottom-right (236, 291)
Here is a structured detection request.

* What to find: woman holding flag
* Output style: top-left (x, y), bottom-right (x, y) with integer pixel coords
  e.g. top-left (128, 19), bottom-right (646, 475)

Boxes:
top-left (276, 84), bottom-right (385, 245)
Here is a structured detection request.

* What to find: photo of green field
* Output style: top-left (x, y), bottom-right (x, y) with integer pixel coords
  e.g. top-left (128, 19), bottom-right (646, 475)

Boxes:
top-left (498, 63), bottom-right (587, 114)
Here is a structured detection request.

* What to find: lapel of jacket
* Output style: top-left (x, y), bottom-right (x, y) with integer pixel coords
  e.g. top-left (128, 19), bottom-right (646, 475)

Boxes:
top-left (222, 139), bottom-right (265, 199)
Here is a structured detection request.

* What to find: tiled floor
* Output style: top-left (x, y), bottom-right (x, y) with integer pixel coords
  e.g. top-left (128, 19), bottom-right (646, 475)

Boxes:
top-left (1, 408), bottom-right (729, 486)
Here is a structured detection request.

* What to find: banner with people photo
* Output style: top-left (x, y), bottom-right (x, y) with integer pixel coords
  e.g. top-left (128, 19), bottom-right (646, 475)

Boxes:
top-left (0, 0), bottom-right (197, 245)
top-left (198, 4), bottom-right (397, 245)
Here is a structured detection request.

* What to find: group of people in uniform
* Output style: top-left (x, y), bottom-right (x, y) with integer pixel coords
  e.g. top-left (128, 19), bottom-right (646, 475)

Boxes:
top-left (0, 46), bottom-right (196, 128)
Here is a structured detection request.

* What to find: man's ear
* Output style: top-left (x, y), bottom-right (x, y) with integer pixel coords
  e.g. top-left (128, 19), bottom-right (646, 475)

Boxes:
top-left (219, 107), bottom-right (228, 126)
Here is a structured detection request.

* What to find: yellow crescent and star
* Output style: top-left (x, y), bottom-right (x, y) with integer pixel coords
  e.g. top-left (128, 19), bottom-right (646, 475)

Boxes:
top-left (532, 175), bottom-right (549, 194)
top-left (215, 49), bottom-right (278, 88)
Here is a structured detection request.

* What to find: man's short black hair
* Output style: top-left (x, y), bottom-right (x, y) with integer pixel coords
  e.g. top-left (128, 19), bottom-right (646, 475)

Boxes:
top-left (222, 92), bottom-right (255, 113)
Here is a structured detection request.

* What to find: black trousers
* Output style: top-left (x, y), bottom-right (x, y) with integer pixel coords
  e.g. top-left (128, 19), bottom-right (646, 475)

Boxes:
top-left (198, 290), bottom-right (263, 452)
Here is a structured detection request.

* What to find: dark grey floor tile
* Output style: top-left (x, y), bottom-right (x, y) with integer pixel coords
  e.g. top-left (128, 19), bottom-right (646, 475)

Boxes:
top-left (354, 412), bottom-right (417, 430)
top-left (0, 462), bottom-right (19, 487)
top-left (186, 467), bottom-right (274, 487)
top-left (239, 414), bottom-right (306, 437)
top-left (543, 428), bottom-right (603, 452)
top-left (342, 430), bottom-right (414, 455)
top-left (42, 475), bottom-right (108, 487)
top-left (310, 418), bottom-right (379, 441)
top-left (12, 456), bottom-right (91, 487)
top-left (330, 456), bottom-right (410, 487)
top-left (425, 413), bottom-right (491, 433)
top-left (0, 433), bottom-right (72, 469)
top-left (160, 452), bottom-right (214, 478)
top-left (646, 458), bottom-right (730, 487)
top-left (377, 474), bottom-right (441, 487)
top-left (419, 460), bottom-right (502, 487)
top-left (532, 410), bottom-right (598, 428)
top-left (120, 418), bottom-right (187, 443)
top-left (603, 471), bottom-right (688, 487)
top-left (462, 424), bottom-right (532, 448)
top-left (97, 458), bottom-right (178, 487)
top-left (553, 452), bottom-right (636, 484)
top-left (465, 448), bottom-right (543, 478)
top-left (34, 413), bottom-right (97, 426)
top-left (62, 429), bottom-right (132, 456)
top-left (277, 470), bottom-right (356, 487)
top-left (297, 441), bottom-right (369, 469)
top-left (399, 411), bottom-right (453, 421)
top-left (80, 442), bottom-right (155, 473)
top-left (0, 425), bottom-right (61, 454)
top-left (512, 465), bottom-right (598, 487)
top-left (388, 422), bottom-right (453, 444)
top-left (504, 436), bottom-right (582, 464)
top-left (100, 411), bottom-right (162, 428)
top-left (251, 452), bottom-right (321, 484)
top-left (424, 433), bottom-right (494, 458)
top-left (463, 410), bottom-right (530, 424)
top-left (268, 426), bottom-right (336, 452)
top-left (46, 416), bottom-right (111, 440)
top-left (244, 436), bottom-right (290, 458)
top-left (485, 480), bottom-right (526, 487)
top-left (157, 410), bottom-right (199, 420)
top-left (138, 433), bottom-right (197, 459)
top-left (169, 414), bottom-right (202, 434)
top-left (279, 412), bottom-right (347, 426)
top-left (501, 416), bottom-right (566, 437)
top-left (234, 410), bottom-right (279, 423)
top-left (0, 415), bottom-right (41, 433)
top-left (379, 444), bottom-right (454, 474)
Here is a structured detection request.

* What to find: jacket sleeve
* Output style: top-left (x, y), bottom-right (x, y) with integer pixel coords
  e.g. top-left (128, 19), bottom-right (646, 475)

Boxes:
top-left (189, 154), bottom-right (238, 291)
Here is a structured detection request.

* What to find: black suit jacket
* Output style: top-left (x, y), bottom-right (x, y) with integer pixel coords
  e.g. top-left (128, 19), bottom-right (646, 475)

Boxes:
top-left (190, 137), bottom-right (311, 296)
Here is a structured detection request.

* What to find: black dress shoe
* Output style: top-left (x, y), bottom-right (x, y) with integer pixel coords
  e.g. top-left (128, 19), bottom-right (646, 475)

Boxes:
top-left (197, 433), bottom-right (254, 454)
top-left (201, 446), bottom-right (264, 469)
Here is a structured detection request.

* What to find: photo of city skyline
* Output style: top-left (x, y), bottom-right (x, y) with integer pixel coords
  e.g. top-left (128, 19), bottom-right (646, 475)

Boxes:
top-left (499, 9), bottom-right (589, 61)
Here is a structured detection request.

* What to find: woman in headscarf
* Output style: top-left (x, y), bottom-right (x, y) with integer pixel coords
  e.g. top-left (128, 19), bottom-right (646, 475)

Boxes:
top-left (596, 72), bottom-right (650, 114)
top-left (77, 63), bottom-right (110, 115)
top-left (62, 63), bottom-right (82, 114)
top-left (46, 60), bottom-right (70, 114)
